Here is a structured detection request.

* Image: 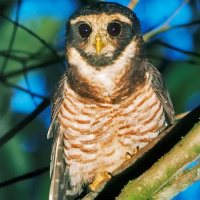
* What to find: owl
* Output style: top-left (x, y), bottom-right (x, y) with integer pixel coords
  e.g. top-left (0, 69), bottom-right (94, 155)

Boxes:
top-left (47, 2), bottom-right (175, 200)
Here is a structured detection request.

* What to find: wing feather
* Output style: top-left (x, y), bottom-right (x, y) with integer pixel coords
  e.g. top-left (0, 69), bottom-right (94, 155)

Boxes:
top-left (47, 74), bottom-right (66, 139)
top-left (49, 131), bottom-right (68, 200)
top-left (147, 62), bottom-right (175, 124)
top-left (48, 74), bottom-right (69, 200)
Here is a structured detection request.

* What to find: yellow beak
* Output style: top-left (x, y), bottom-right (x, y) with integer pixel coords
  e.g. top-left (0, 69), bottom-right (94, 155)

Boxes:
top-left (95, 33), bottom-right (103, 55)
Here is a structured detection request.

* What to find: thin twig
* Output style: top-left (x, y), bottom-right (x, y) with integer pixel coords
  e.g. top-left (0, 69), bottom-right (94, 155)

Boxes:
top-left (143, 0), bottom-right (190, 42)
top-left (1, 79), bottom-right (47, 99)
top-left (0, 98), bottom-right (50, 148)
top-left (147, 54), bottom-right (200, 66)
top-left (155, 40), bottom-right (200, 57)
top-left (127, 0), bottom-right (140, 10)
top-left (2, 49), bottom-right (33, 55)
top-left (3, 56), bottom-right (65, 79)
top-left (0, 51), bottom-right (25, 63)
top-left (143, 19), bottom-right (200, 42)
top-left (163, 0), bottom-right (189, 27)
top-left (27, 45), bottom-right (48, 60)
top-left (0, 0), bottom-right (21, 75)
top-left (0, 167), bottom-right (49, 188)
top-left (168, 19), bottom-right (200, 30)
top-left (0, 13), bottom-right (66, 70)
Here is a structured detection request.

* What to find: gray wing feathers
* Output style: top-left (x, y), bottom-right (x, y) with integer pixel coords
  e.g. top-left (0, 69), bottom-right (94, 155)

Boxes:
top-left (47, 74), bottom-right (66, 139)
top-left (49, 132), bottom-right (68, 200)
top-left (147, 62), bottom-right (175, 124)
top-left (47, 99), bottom-right (63, 139)
top-left (48, 74), bottom-right (69, 200)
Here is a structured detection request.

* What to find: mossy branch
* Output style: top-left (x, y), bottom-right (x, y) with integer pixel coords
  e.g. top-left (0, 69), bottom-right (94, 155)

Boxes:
top-left (152, 162), bottom-right (200, 199)
top-left (116, 120), bottom-right (200, 200)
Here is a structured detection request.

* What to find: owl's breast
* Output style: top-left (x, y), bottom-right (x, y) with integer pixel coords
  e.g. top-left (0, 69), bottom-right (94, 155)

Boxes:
top-left (58, 84), bottom-right (121, 187)
top-left (57, 77), bottom-right (167, 189)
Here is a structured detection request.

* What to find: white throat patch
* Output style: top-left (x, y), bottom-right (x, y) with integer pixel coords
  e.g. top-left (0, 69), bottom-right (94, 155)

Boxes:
top-left (67, 39), bottom-right (137, 96)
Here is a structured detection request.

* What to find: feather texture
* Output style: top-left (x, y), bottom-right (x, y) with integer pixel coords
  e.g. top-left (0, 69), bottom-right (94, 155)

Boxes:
top-left (47, 2), bottom-right (175, 199)
top-left (148, 63), bottom-right (175, 124)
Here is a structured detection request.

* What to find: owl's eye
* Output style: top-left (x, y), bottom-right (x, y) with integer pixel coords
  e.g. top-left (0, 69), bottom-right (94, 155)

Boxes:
top-left (78, 24), bottom-right (92, 38)
top-left (107, 22), bottom-right (121, 37)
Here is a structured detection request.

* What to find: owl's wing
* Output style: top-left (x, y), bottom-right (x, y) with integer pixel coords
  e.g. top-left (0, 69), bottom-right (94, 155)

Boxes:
top-left (47, 74), bottom-right (66, 139)
top-left (147, 62), bottom-right (175, 124)
top-left (47, 74), bottom-right (69, 200)
top-left (49, 130), bottom-right (69, 200)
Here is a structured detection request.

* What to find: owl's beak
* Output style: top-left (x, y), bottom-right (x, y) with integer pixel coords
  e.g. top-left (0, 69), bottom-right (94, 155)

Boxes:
top-left (95, 33), bottom-right (105, 55)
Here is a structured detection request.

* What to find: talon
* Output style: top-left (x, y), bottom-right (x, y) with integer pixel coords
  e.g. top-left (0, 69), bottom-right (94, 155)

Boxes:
top-left (125, 146), bottom-right (140, 160)
top-left (133, 146), bottom-right (139, 155)
top-left (125, 152), bottom-right (132, 160)
top-left (89, 171), bottom-right (112, 191)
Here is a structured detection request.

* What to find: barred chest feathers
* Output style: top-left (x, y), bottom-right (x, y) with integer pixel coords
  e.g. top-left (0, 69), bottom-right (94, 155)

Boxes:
top-left (57, 67), bottom-right (167, 191)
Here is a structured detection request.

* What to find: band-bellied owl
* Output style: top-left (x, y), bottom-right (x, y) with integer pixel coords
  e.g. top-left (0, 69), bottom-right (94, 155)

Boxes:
top-left (47, 2), bottom-right (174, 199)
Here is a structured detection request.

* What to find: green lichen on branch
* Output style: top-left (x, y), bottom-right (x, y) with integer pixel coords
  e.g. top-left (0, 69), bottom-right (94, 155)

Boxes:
top-left (116, 120), bottom-right (200, 200)
top-left (152, 163), bottom-right (200, 199)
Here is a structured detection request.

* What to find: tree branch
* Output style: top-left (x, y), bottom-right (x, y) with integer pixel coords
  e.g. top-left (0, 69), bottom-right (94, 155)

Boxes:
top-left (116, 120), bottom-right (200, 199)
top-left (147, 54), bottom-right (200, 66)
top-left (152, 162), bottom-right (200, 200)
top-left (0, 79), bottom-right (47, 99)
top-left (0, 13), bottom-right (65, 70)
top-left (0, 98), bottom-right (50, 148)
top-left (155, 40), bottom-right (200, 58)
top-left (2, 56), bottom-right (65, 79)
top-left (81, 105), bottom-right (200, 200)
top-left (0, 0), bottom-right (21, 75)
top-left (0, 167), bottom-right (49, 188)
top-left (127, 0), bottom-right (140, 10)
top-left (143, 0), bottom-right (190, 42)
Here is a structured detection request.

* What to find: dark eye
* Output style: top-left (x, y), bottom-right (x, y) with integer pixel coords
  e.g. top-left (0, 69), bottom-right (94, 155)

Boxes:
top-left (78, 24), bottom-right (92, 38)
top-left (107, 22), bottom-right (121, 37)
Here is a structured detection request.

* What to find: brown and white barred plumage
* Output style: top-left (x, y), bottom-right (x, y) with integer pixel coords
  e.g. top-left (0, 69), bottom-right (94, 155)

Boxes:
top-left (48, 2), bottom-right (174, 200)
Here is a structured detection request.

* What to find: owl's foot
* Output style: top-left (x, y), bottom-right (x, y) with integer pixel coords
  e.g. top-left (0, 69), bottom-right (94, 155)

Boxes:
top-left (133, 146), bottom-right (139, 155)
top-left (125, 146), bottom-right (139, 160)
top-left (89, 171), bottom-right (112, 191)
top-left (125, 152), bottom-right (132, 160)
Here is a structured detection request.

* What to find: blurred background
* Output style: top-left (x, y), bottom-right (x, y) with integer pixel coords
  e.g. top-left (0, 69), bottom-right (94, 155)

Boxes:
top-left (0, 0), bottom-right (200, 199)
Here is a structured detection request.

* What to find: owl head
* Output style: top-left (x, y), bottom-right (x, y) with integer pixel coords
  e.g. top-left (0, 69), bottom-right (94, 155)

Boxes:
top-left (65, 2), bottom-right (145, 68)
